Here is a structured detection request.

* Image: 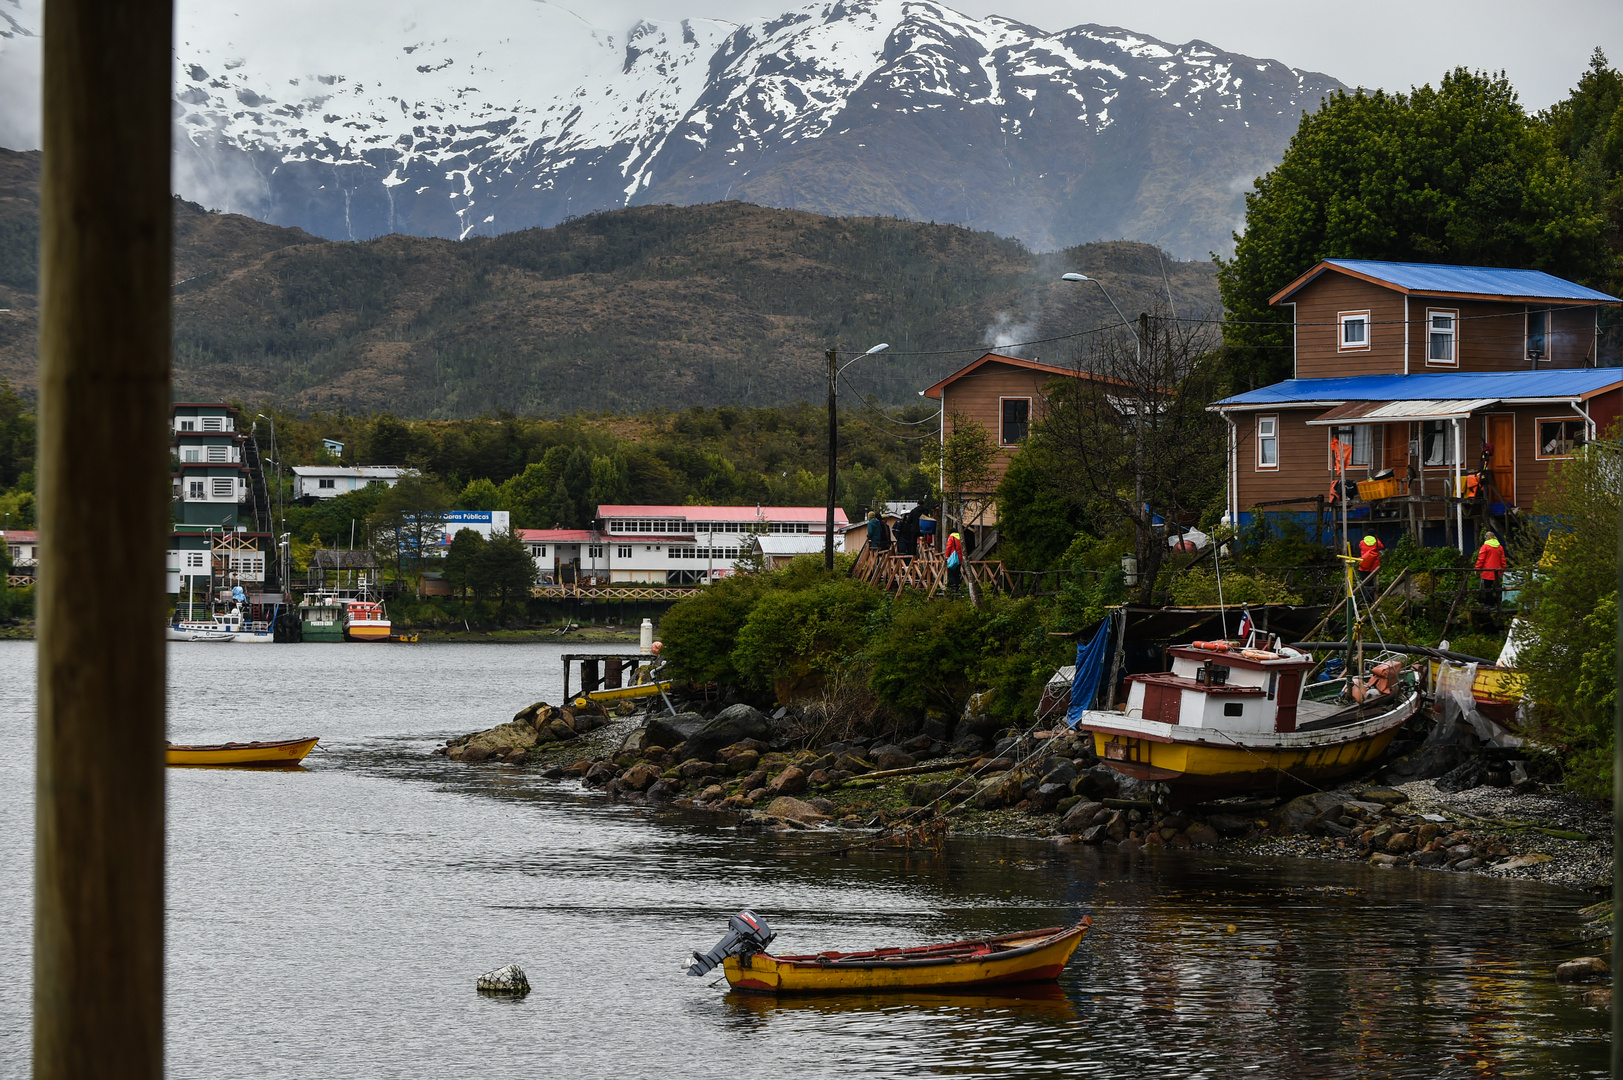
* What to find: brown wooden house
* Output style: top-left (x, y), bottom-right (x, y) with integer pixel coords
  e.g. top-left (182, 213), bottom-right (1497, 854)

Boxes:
top-left (920, 352), bottom-right (1116, 537)
top-left (1212, 260), bottom-right (1620, 550)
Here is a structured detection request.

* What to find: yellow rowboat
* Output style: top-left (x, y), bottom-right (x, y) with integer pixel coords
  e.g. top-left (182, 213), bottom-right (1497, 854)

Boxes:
top-left (584, 680), bottom-right (674, 703)
top-left (722, 921), bottom-right (1091, 995)
top-left (166, 737), bottom-right (320, 767)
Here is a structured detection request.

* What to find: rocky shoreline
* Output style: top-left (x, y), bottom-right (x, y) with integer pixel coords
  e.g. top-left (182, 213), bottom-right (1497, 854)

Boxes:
top-left (433, 697), bottom-right (1615, 896)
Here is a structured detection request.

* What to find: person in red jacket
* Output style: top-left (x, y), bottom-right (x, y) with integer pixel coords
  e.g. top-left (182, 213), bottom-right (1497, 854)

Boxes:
top-left (943, 530), bottom-right (965, 589)
top-left (1475, 535), bottom-right (1507, 607)
top-left (1357, 534), bottom-right (1384, 605)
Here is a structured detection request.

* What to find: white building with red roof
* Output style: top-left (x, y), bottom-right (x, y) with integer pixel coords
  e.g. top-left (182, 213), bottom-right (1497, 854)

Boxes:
top-left (519, 504), bottom-right (847, 585)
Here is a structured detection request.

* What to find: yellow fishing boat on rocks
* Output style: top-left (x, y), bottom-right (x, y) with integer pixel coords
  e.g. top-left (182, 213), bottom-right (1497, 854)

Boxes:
top-left (687, 911), bottom-right (1090, 994)
top-left (166, 737), bottom-right (320, 767)
top-left (1074, 635), bottom-right (1420, 802)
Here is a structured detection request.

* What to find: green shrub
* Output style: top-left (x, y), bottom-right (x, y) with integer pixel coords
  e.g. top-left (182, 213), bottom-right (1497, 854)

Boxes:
top-left (865, 596), bottom-right (985, 717)
top-left (659, 574), bottom-right (767, 686)
top-left (730, 579), bottom-right (882, 693)
top-left (1168, 567), bottom-right (1302, 606)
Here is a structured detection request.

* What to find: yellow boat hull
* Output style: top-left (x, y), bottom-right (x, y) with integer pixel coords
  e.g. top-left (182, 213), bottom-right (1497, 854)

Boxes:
top-left (723, 922), bottom-right (1089, 995)
top-left (584, 680), bottom-right (673, 703)
top-left (1089, 727), bottom-right (1401, 798)
top-left (166, 737), bottom-right (320, 767)
top-left (345, 625), bottom-right (391, 641)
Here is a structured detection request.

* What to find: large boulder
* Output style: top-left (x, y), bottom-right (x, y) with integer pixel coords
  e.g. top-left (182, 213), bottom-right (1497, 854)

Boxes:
top-left (974, 773), bottom-right (1024, 810)
top-left (1073, 765), bottom-right (1121, 801)
top-left (1273, 790), bottom-right (1353, 835)
top-left (682, 705), bottom-right (775, 763)
top-left (644, 712), bottom-right (708, 752)
top-left (764, 796), bottom-right (828, 823)
top-left (463, 719), bottom-right (540, 759)
top-left (1059, 800), bottom-right (1105, 833)
top-left (766, 766), bottom-right (809, 796)
top-left (961, 690), bottom-right (1001, 740)
top-left (476, 964), bottom-right (530, 995)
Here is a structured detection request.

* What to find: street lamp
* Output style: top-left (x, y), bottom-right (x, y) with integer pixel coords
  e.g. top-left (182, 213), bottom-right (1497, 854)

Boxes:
top-left (826, 342), bottom-right (891, 569)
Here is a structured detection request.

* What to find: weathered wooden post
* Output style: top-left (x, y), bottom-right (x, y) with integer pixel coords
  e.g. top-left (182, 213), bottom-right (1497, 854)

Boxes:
top-left (605, 657), bottom-right (623, 690)
top-left (33, 1), bottom-right (172, 1076)
top-left (582, 658), bottom-right (601, 694)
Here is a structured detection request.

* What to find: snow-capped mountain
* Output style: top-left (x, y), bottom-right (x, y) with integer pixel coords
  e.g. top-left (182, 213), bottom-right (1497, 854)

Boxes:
top-left (0, 0), bottom-right (1343, 256)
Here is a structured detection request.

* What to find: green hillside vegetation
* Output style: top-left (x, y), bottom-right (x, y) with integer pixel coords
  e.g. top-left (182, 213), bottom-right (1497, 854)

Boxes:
top-left (0, 154), bottom-right (1217, 416)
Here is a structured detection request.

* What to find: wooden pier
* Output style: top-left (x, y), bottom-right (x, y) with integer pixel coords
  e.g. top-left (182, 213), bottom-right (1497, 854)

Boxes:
top-left (560, 651), bottom-right (648, 700)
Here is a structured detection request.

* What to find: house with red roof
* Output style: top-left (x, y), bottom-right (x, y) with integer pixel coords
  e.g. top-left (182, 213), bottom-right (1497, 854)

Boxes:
top-left (520, 504), bottom-right (847, 585)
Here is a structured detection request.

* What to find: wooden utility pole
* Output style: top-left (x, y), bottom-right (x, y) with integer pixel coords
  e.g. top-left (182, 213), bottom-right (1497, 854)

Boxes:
top-left (34, 1), bottom-right (172, 1077)
top-left (825, 347), bottom-right (837, 570)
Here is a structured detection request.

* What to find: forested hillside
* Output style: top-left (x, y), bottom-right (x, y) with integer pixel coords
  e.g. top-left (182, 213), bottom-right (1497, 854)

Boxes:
top-left (0, 147), bottom-right (1218, 417)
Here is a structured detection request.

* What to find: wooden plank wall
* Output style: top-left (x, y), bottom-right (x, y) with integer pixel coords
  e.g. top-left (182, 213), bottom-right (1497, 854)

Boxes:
top-left (940, 361), bottom-right (1061, 485)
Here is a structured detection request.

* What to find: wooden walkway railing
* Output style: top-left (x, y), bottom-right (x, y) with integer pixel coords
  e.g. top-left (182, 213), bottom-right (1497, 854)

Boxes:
top-left (851, 547), bottom-right (1011, 598)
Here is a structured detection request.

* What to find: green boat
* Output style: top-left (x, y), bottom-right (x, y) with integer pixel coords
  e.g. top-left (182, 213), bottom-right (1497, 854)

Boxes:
top-left (298, 592), bottom-right (347, 643)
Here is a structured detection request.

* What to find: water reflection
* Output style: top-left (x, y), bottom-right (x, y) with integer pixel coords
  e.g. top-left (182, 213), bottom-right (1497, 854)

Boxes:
top-left (0, 641), bottom-right (1608, 1079)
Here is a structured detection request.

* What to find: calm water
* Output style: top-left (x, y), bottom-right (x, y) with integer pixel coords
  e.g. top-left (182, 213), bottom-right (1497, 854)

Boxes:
top-left (0, 640), bottom-right (1609, 1078)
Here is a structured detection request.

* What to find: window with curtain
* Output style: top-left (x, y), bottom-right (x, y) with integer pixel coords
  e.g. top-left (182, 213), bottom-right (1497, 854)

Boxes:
top-left (1427, 310), bottom-right (1456, 364)
top-left (1423, 420), bottom-right (1457, 467)
top-left (1256, 415), bottom-right (1277, 468)
top-left (1330, 425), bottom-right (1374, 468)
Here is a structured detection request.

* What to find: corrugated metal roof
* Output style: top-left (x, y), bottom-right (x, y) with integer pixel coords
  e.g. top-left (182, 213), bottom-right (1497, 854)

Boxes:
top-left (1304, 399), bottom-right (1499, 425)
top-left (596, 504), bottom-right (847, 524)
top-left (1323, 260), bottom-right (1619, 301)
top-left (1214, 368), bottom-right (1623, 409)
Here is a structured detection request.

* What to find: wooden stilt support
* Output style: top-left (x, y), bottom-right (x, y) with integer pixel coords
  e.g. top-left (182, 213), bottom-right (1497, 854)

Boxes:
top-left (33, 1), bottom-right (172, 1076)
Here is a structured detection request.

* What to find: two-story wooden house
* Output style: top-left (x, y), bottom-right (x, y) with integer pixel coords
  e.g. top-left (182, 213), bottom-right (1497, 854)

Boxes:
top-left (1211, 260), bottom-right (1620, 550)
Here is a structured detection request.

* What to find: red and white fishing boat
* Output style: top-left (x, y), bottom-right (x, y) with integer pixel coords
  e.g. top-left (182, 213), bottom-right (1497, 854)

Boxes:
top-left (343, 599), bottom-right (391, 641)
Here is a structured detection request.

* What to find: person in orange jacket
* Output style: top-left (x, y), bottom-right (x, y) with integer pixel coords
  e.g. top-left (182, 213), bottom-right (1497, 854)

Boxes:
top-left (1475, 535), bottom-right (1507, 607)
top-left (1357, 534), bottom-right (1384, 605)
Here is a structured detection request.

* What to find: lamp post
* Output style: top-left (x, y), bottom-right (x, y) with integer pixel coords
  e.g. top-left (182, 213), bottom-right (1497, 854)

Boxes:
top-left (826, 342), bottom-right (890, 569)
top-left (1062, 272), bottom-right (1149, 583)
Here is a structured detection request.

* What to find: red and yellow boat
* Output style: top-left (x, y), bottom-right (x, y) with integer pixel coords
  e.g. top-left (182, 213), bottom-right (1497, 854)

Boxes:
top-left (166, 736), bottom-right (320, 767)
top-left (722, 921), bottom-right (1090, 994)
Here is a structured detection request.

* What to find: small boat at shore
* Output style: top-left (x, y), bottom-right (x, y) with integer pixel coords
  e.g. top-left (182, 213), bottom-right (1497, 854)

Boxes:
top-left (1073, 633), bottom-right (1421, 802)
top-left (584, 680), bottom-right (674, 703)
top-left (687, 911), bottom-right (1090, 994)
top-left (166, 737), bottom-right (320, 767)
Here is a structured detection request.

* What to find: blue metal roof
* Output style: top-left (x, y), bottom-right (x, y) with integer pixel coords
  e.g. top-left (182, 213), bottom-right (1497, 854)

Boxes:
top-left (1318, 260), bottom-right (1619, 302)
top-left (1215, 368), bottom-right (1623, 409)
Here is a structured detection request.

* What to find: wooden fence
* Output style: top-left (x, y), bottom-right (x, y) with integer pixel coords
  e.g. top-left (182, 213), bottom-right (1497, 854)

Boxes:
top-left (851, 547), bottom-right (1011, 598)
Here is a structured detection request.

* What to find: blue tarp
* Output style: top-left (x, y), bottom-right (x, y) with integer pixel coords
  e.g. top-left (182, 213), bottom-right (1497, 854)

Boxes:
top-left (1214, 368), bottom-right (1623, 410)
top-left (1064, 619), bottom-right (1113, 728)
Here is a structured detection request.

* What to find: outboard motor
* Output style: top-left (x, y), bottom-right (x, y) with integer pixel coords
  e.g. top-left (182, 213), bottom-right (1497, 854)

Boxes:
top-left (686, 910), bottom-right (775, 977)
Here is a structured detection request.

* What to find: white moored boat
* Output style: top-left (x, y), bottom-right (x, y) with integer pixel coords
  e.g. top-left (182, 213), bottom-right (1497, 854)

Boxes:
top-left (167, 602), bottom-right (274, 643)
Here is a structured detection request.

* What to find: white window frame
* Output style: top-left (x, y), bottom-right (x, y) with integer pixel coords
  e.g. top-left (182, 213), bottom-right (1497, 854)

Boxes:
top-left (587, 545), bottom-right (603, 559)
top-left (1424, 308), bottom-right (1458, 367)
top-left (202, 416), bottom-right (223, 432)
top-left (998, 396), bottom-right (1032, 446)
top-left (1536, 417), bottom-right (1588, 460)
top-left (178, 419), bottom-right (195, 432)
top-left (1338, 310), bottom-right (1371, 352)
top-left (318, 477), bottom-right (336, 489)
top-left (617, 545), bottom-right (632, 558)
top-left (1256, 415), bottom-right (1279, 471)
top-left (210, 477), bottom-right (235, 499)
top-left (187, 480), bottom-right (205, 500)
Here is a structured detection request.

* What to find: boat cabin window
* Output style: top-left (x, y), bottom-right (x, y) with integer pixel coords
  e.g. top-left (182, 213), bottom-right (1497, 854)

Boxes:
top-left (1223, 702), bottom-right (1244, 717)
top-left (1195, 662), bottom-right (1230, 686)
